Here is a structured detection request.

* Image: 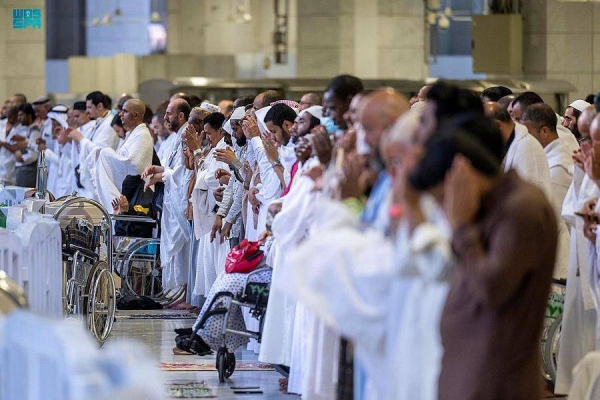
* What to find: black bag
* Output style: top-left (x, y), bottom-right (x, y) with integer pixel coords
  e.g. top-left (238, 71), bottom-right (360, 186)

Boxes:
top-left (116, 294), bottom-right (163, 310)
top-left (114, 175), bottom-right (157, 238)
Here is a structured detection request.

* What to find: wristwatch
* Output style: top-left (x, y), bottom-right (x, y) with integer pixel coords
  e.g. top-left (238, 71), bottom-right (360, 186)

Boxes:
top-left (270, 159), bottom-right (282, 168)
top-left (193, 148), bottom-right (203, 157)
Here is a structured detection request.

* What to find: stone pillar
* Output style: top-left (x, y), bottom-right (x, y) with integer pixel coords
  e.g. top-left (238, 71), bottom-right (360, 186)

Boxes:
top-left (522, 0), bottom-right (600, 102)
top-left (0, 1), bottom-right (46, 102)
top-left (296, 0), bottom-right (427, 79)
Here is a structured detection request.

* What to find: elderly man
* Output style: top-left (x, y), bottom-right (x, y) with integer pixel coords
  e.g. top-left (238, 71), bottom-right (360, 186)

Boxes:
top-left (184, 112), bottom-right (230, 296)
top-left (484, 102), bottom-right (552, 197)
top-left (563, 99), bottom-right (592, 141)
top-left (85, 99), bottom-right (154, 210)
top-left (218, 100), bottom-right (234, 119)
top-left (8, 94), bottom-right (26, 108)
top-left (153, 109), bottom-right (174, 167)
top-left (143, 98), bottom-right (193, 295)
top-left (521, 103), bottom-right (573, 279)
top-left (299, 92), bottom-right (322, 111)
top-left (510, 92), bottom-right (579, 153)
top-left (252, 90), bottom-right (283, 111)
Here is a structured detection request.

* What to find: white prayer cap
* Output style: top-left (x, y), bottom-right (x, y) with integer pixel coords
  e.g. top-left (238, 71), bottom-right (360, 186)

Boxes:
top-left (569, 99), bottom-right (592, 113)
top-left (223, 119), bottom-right (232, 135)
top-left (255, 106), bottom-right (272, 134)
top-left (200, 101), bottom-right (220, 114)
top-left (410, 100), bottom-right (427, 115)
top-left (230, 106), bottom-right (246, 121)
top-left (47, 104), bottom-right (69, 129)
top-left (300, 105), bottom-right (323, 120)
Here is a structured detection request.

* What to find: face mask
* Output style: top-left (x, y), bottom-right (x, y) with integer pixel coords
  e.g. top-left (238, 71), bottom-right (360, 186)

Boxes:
top-left (320, 116), bottom-right (339, 134)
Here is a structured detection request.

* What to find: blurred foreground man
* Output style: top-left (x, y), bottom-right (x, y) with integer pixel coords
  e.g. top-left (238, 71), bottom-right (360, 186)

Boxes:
top-left (431, 122), bottom-right (558, 399)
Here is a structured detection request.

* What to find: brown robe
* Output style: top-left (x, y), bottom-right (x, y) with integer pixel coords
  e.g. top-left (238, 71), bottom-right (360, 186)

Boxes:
top-left (439, 171), bottom-right (558, 400)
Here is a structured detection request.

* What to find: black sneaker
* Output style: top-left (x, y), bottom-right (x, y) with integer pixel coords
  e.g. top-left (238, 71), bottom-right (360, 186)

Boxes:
top-left (174, 327), bottom-right (193, 335)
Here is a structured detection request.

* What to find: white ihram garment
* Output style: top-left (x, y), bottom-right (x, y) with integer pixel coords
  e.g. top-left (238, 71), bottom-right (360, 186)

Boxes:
top-left (545, 138), bottom-right (574, 279)
top-left (85, 123), bottom-right (154, 211)
top-left (556, 168), bottom-right (600, 394)
top-left (504, 124), bottom-right (553, 199)
top-left (161, 124), bottom-right (192, 290)
top-left (259, 175), bottom-right (316, 367)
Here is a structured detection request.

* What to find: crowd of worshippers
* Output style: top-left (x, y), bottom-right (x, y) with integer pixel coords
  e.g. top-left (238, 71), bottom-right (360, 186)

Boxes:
top-left (3, 78), bottom-right (600, 399)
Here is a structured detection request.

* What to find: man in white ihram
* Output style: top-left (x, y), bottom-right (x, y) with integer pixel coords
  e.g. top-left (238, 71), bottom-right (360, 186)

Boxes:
top-left (82, 99), bottom-right (154, 210)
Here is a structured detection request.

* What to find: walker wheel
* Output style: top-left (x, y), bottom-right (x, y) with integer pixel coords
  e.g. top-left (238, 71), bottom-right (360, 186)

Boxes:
top-left (217, 347), bottom-right (227, 383)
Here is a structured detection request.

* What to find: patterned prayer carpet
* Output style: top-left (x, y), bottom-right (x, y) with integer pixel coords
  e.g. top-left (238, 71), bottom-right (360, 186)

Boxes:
top-left (164, 381), bottom-right (215, 398)
top-left (117, 313), bottom-right (197, 320)
top-left (160, 362), bottom-right (274, 371)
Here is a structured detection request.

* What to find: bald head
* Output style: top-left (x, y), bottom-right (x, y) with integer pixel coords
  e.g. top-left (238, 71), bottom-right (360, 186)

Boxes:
top-left (484, 101), bottom-right (515, 143)
top-left (166, 98), bottom-right (191, 132)
top-left (119, 99), bottom-right (146, 131)
top-left (300, 92), bottom-right (322, 111)
top-left (359, 89), bottom-right (410, 150)
top-left (578, 105), bottom-right (597, 140)
top-left (591, 114), bottom-right (600, 145)
top-left (498, 94), bottom-right (516, 110)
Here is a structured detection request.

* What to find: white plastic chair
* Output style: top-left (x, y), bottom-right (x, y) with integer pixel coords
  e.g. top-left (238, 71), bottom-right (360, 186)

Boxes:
top-left (0, 229), bottom-right (23, 288)
top-left (15, 217), bottom-right (63, 318)
top-left (0, 310), bottom-right (164, 400)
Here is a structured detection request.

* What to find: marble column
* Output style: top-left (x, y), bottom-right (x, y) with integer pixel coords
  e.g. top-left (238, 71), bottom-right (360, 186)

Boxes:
top-left (0, 1), bottom-right (46, 102)
top-left (522, 0), bottom-right (600, 101)
top-left (296, 0), bottom-right (427, 79)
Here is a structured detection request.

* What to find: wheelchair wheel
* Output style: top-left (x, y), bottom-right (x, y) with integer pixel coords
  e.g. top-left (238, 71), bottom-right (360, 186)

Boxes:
top-left (85, 260), bottom-right (116, 344)
top-left (226, 351), bottom-right (236, 378)
top-left (120, 238), bottom-right (165, 300)
top-left (542, 314), bottom-right (562, 384)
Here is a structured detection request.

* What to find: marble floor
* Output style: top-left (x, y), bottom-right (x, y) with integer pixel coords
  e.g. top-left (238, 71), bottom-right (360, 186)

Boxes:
top-left (109, 310), bottom-right (292, 399)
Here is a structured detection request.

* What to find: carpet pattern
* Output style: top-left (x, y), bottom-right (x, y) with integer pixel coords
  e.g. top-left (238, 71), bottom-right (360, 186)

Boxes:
top-left (165, 381), bottom-right (215, 398)
top-left (160, 362), bottom-right (274, 371)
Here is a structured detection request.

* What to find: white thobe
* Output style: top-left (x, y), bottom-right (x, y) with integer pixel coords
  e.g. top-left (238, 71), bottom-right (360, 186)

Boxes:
top-left (0, 127), bottom-right (18, 184)
top-left (504, 124), bottom-right (553, 199)
top-left (190, 138), bottom-right (229, 296)
top-left (259, 175), bottom-right (317, 367)
top-left (45, 143), bottom-right (77, 198)
top-left (556, 168), bottom-right (600, 394)
top-left (85, 123), bottom-right (154, 211)
top-left (545, 138), bottom-right (574, 279)
top-left (245, 137), bottom-right (287, 240)
top-left (160, 123), bottom-right (192, 290)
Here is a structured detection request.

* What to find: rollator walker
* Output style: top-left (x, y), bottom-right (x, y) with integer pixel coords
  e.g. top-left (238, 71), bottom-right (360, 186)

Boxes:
top-left (193, 265), bottom-right (272, 382)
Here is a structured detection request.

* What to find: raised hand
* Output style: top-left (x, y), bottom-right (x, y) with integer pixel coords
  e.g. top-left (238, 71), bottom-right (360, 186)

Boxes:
top-left (214, 147), bottom-right (237, 164)
top-left (444, 155), bottom-right (481, 230)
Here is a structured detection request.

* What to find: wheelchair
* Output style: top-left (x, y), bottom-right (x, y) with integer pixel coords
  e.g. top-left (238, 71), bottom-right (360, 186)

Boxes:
top-left (193, 266), bottom-right (272, 383)
top-left (111, 214), bottom-right (185, 307)
top-left (540, 278), bottom-right (566, 385)
top-left (52, 196), bottom-right (116, 344)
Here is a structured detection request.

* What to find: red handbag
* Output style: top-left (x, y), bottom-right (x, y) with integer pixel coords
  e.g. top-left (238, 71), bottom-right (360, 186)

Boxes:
top-left (225, 239), bottom-right (264, 274)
